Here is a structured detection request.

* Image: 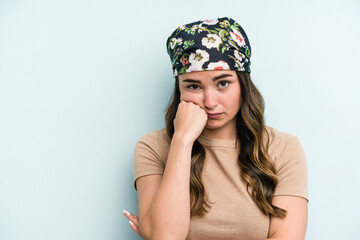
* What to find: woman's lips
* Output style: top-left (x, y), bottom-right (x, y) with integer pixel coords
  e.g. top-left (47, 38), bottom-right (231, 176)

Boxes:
top-left (207, 113), bottom-right (222, 119)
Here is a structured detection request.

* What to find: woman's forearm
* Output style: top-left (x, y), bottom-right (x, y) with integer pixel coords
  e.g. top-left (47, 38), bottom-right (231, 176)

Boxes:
top-left (140, 134), bottom-right (193, 240)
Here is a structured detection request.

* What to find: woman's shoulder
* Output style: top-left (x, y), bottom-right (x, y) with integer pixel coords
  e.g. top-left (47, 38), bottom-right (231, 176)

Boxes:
top-left (264, 125), bottom-right (299, 143)
top-left (264, 125), bottom-right (304, 157)
top-left (135, 128), bottom-right (171, 159)
top-left (137, 128), bottom-right (171, 146)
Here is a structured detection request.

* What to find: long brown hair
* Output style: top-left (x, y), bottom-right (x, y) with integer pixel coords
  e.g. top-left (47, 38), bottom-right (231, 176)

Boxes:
top-left (164, 71), bottom-right (286, 218)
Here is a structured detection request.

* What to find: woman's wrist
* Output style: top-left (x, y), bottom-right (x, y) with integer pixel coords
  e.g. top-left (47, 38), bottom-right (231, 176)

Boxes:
top-left (171, 132), bottom-right (195, 149)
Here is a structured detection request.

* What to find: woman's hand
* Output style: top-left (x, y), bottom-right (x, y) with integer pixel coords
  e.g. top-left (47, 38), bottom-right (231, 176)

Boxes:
top-left (173, 100), bottom-right (208, 144)
top-left (123, 210), bottom-right (142, 238)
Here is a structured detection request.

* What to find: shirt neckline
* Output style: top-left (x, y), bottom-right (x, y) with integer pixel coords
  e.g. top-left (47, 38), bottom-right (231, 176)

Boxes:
top-left (197, 134), bottom-right (238, 149)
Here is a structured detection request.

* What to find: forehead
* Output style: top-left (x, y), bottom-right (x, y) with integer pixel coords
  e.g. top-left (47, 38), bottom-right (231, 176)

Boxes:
top-left (178, 70), bottom-right (236, 81)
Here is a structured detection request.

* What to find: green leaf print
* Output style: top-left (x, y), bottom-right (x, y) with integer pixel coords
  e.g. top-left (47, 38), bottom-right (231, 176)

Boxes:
top-left (184, 28), bottom-right (196, 35)
top-left (233, 22), bottom-right (240, 29)
top-left (198, 26), bottom-right (211, 34)
top-left (215, 28), bottom-right (229, 35)
top-left (228, 40), bottom-right (238, 49)
top-left (219, 30), bottom-right (229, 41)
top-left (179, 66), bottom-right (188, 75)
top-left (245, 46), bottom-right (251, 58)
top-left (183, 40), bottom-right (195, 49)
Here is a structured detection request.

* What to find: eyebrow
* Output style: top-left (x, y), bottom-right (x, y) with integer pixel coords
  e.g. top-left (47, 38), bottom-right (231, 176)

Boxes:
top-left (182, 74), bottom-right (234, 83)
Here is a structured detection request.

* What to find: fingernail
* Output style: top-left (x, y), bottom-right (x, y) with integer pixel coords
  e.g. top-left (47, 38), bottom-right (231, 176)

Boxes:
top-left (129, 220), bottom-right (135, 226)
top-left (123, 209), bottom-right (130, 216)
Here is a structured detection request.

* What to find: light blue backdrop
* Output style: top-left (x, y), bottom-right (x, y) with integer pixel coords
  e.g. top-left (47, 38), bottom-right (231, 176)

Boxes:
top-left (0, 0), bottom-right (359, 239)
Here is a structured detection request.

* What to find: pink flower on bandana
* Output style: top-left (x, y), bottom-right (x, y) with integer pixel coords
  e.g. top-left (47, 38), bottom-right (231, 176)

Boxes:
top-left (230, 29), bottom-right (246, 47)
top-left (202, 19), bottom-right (219, 25)
top-left (207, 60), bottom-right (230, 70)
top-left (180, 56), bottom-right (188, 66)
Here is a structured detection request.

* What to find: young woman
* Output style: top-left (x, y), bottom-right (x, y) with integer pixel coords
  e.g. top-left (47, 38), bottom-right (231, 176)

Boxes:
top-left (123, 17), bottom-right (308, 240)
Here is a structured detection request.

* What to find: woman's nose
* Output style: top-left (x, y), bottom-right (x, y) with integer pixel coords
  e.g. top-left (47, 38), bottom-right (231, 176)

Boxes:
top-left (203, 90), bottom-right (217, 110)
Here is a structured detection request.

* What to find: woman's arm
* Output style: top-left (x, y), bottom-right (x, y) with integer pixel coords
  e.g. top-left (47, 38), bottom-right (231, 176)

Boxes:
top-left (136, 101), bottom-right (207, 240)
top-left (137, 137), bottom-right (193, 240)
top-left (267, 196), bottom-right (308, 240)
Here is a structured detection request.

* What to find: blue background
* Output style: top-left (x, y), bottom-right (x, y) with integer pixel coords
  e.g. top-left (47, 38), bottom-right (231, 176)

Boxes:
top-left (0, 0), bottom-right (359, 239)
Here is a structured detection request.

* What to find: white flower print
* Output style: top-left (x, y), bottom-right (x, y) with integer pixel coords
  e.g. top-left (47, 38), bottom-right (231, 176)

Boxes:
top-left (233, 50), bottom-right (246, 71)
top-left (190, 24), bottom-right (199, 31)
top-left (170, 37), bottom-right (183, 49)
top-left (177, 25), bottom-right (186, 30)
top-left (234, 50), bottom-right (245, 62)
top-left (187, 49), bottom-right (210, 72)
top-left (196, 23), bottom-right (204, 33)
top-left (201, 34), bottom-right (222, 50)
top-left (173, 68), bottom-right (178, 77)
top-left (190, 24), bottom-right (207, 33)
top-left (230, 28), bottom-right (246, 47)
top-left (234, 62), bottom-right (245, 71)
top-left (207, 60), bottom-right (230, 70)
top-left (202, 18), bottom-right (219, 25)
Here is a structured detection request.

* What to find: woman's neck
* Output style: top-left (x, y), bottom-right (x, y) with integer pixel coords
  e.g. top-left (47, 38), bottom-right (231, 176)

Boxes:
top-left (201, 119), bottom-right (237, 140)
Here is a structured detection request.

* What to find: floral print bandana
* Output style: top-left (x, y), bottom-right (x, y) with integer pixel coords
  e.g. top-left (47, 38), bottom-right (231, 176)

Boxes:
top-left (166, 17), bottom-right (252, 77)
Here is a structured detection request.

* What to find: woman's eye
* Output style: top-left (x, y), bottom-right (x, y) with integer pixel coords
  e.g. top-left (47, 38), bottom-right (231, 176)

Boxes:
top-left (188, 84), bottom-right (200, 90)
top-left (219, 81), bottom-right (229, 88)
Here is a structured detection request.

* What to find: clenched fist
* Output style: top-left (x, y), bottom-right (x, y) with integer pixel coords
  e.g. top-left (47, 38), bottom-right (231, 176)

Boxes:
top-left (173, 100), bottom-right (208, 144)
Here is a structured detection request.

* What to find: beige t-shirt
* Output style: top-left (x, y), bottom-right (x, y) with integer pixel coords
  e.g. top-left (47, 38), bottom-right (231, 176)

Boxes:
top-left (133, 125), bottom-right (308, 240)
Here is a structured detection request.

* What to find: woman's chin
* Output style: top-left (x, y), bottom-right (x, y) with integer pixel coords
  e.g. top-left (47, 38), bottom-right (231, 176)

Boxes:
top-left (204, 117), bottom-right (236, 132)
top-left (205, 122), bottom-right (222, 130)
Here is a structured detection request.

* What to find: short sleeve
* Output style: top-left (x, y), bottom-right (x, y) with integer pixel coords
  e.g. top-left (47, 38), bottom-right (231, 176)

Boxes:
top-left (273, 136), bottom-right (308, 202)
top-left (133, 130), bottom-right (166, 191)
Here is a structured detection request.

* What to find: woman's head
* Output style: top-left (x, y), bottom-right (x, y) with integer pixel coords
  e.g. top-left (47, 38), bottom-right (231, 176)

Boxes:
top-left (165, 17), bottom-right (253, 137)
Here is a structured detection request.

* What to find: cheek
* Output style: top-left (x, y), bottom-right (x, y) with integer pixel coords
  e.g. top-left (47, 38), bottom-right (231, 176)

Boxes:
top-left (225, 91), bottom-right (241, 111)
top-left (180, 91), bottom-right (202, 105)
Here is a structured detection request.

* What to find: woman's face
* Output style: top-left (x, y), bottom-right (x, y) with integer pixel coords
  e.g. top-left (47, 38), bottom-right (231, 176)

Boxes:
top-left (178, 70), bottom-right (241, 134)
